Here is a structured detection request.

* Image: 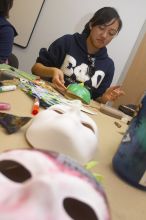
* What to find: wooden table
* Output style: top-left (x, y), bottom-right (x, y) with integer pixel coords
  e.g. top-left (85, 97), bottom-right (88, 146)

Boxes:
top-left (0, 88), bottom-right (145, 220)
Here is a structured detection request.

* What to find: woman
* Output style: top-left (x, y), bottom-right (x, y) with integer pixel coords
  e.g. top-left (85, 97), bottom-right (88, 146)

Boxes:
top-left (32, 7), bottom-right (125, 103)
top-left (0, 0), bottom-right (17, 64)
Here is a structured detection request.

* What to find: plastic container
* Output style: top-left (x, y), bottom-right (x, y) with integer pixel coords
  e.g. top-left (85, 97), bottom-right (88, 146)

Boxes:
top-left (112, 95), bottom-right (146, 190)
top-left (66, 83), bottom-right (91, 104)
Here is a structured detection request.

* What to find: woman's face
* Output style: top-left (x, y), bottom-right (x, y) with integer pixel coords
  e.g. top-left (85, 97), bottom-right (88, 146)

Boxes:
top-left (87, 19), bottom-right (119, 53)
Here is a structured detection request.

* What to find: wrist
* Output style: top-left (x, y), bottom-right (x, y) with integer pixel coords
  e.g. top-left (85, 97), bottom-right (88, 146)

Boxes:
top-left (97, 95), bottom-right (107, 104)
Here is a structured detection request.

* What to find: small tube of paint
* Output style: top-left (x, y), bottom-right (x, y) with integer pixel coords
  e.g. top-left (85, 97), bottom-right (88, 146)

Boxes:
top-left (32, 97), bottom-right (40, 115)
top-left (0, 85), bottom-right (16, 92)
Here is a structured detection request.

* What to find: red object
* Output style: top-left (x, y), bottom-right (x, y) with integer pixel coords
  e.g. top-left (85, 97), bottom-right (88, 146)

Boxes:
top-left (32, 98), bottom-right (40, 115)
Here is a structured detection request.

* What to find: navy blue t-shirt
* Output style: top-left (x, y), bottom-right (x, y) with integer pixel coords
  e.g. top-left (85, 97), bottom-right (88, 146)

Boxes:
top-left (36, 33), bottom-right (115, 99)
top-left (0, 16), bottom-right (17, 63)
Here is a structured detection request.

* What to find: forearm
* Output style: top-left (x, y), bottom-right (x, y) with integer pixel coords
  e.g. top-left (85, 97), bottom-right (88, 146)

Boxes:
top-left (31, 63), bottom-right (57, 78)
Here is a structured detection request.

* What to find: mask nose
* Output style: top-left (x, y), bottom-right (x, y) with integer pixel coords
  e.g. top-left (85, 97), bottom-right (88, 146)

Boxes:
top-left (66, 100), bottom-right (82, 118)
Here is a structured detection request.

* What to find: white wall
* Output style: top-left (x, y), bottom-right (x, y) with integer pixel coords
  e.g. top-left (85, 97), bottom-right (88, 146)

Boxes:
top-left (12, 0), bottom-right (146, 85)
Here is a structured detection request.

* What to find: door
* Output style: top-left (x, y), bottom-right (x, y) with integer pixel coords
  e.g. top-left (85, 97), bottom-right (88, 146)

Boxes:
top-left (113, 21), bottom-right (146, 108)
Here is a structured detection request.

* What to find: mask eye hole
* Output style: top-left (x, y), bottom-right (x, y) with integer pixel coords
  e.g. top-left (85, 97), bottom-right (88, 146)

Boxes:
top-left (63, 197), bottom-right (98, 220)
top-left (0, 160), bottom-right (31, 183)
top-left (82, 122), bottom-right (95, 133)
top-left (53, 109), bottom-right (64, 114)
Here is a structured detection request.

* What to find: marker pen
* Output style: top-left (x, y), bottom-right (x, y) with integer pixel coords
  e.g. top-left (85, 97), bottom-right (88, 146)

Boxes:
top-left (32, 97), bottom-right (40, 115)
top-left (0, 85), bottom-right (16, 92)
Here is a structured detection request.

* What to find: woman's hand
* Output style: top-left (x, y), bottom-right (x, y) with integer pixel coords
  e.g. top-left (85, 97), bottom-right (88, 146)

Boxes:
top-left (52, 68), bottom-right (67, 92)
top-left (100, 86), bottom-right (125, 104)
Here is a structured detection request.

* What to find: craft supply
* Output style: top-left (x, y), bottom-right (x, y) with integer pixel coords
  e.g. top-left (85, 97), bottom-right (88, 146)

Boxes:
top-left (100, 104), bottom-right (126, 119)
top-left (1, 79), bottom-right (19, 86)
top-left (32, 97), bottom-right (40, 115)
top-left (0, 64), bottom-right (40, 81)
top-left (0, 113), bottom-right (31, 134)
top-left (66, 83), bottom-right (91, 104)
top-left (19, 80), bottom-right (64, 108)
top-left (0, 85), bottom-right (16, 92)
top-left (0, 70), bottom-right (15, 80)
top-left (114, 121), bottom-right (122, 128)
top-left (0, 102), bottom-right (11, 110)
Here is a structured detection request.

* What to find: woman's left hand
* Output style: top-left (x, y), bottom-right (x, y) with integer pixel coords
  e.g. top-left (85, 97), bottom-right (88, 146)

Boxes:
top-left (101, 86), bottom-right (125, 103)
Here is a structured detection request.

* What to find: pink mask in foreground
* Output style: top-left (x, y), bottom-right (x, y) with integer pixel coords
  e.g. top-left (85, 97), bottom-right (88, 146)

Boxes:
top-left (26, 103), bottom-right (98, 164)
top-left (0, 149), bottom-right (110, 220)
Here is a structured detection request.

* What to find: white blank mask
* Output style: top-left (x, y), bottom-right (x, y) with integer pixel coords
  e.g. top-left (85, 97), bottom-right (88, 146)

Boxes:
top-left (26, 103), bottom-right (98, 164)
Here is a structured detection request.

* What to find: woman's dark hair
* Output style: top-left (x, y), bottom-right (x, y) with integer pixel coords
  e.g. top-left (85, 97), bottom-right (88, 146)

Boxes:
top-left (0, 0), bottom-right (14, 17)
top-left (82, 7), bottom-right (122, 36)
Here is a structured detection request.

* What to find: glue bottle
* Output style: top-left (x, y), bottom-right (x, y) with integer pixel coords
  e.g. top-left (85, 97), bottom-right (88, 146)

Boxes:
top-left (0, 85), bottom-right (16, 93)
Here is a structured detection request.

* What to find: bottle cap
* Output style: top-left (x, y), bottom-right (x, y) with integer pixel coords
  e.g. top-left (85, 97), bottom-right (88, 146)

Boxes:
top-left (0, 102), bottom-right (11, 110)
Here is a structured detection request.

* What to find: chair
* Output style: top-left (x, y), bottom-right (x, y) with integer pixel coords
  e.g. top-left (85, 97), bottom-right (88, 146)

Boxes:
top-left (8, 53), bottom-right (19, 68)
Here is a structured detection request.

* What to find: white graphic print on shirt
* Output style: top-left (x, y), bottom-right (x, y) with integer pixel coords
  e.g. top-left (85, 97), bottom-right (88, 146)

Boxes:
top-left (61, 55), bottom-right (105, 89)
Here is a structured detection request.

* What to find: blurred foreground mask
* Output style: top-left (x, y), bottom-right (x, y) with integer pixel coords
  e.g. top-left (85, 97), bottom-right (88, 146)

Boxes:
top-left (26, 103), bottom-right (98, 164)
top-left (0, 149), bottom-right (110, 220)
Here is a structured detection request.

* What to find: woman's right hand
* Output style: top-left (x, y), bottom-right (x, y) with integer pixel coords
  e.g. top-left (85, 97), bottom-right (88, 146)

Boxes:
top-left (52, 68), bottom-right (67, 92)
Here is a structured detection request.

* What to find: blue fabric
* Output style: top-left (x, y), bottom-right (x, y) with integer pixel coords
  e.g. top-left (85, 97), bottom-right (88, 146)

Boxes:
top-left (36, 33), bottom-right (114, 99)
top-left (0, 16), bottom-right (17, 63)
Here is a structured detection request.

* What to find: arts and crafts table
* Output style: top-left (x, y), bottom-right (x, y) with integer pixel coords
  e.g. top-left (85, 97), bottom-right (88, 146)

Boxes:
top-left (0, 87), bottom-right (145, 220)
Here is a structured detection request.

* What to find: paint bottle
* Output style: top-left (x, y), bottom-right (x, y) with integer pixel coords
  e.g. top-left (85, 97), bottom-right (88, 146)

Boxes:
top-left (32, 97), bottom-right (40, 115)
top-left (113, 94), bottom-right (146, 190)
top-left (0, 85), bottom-right (16, 93)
